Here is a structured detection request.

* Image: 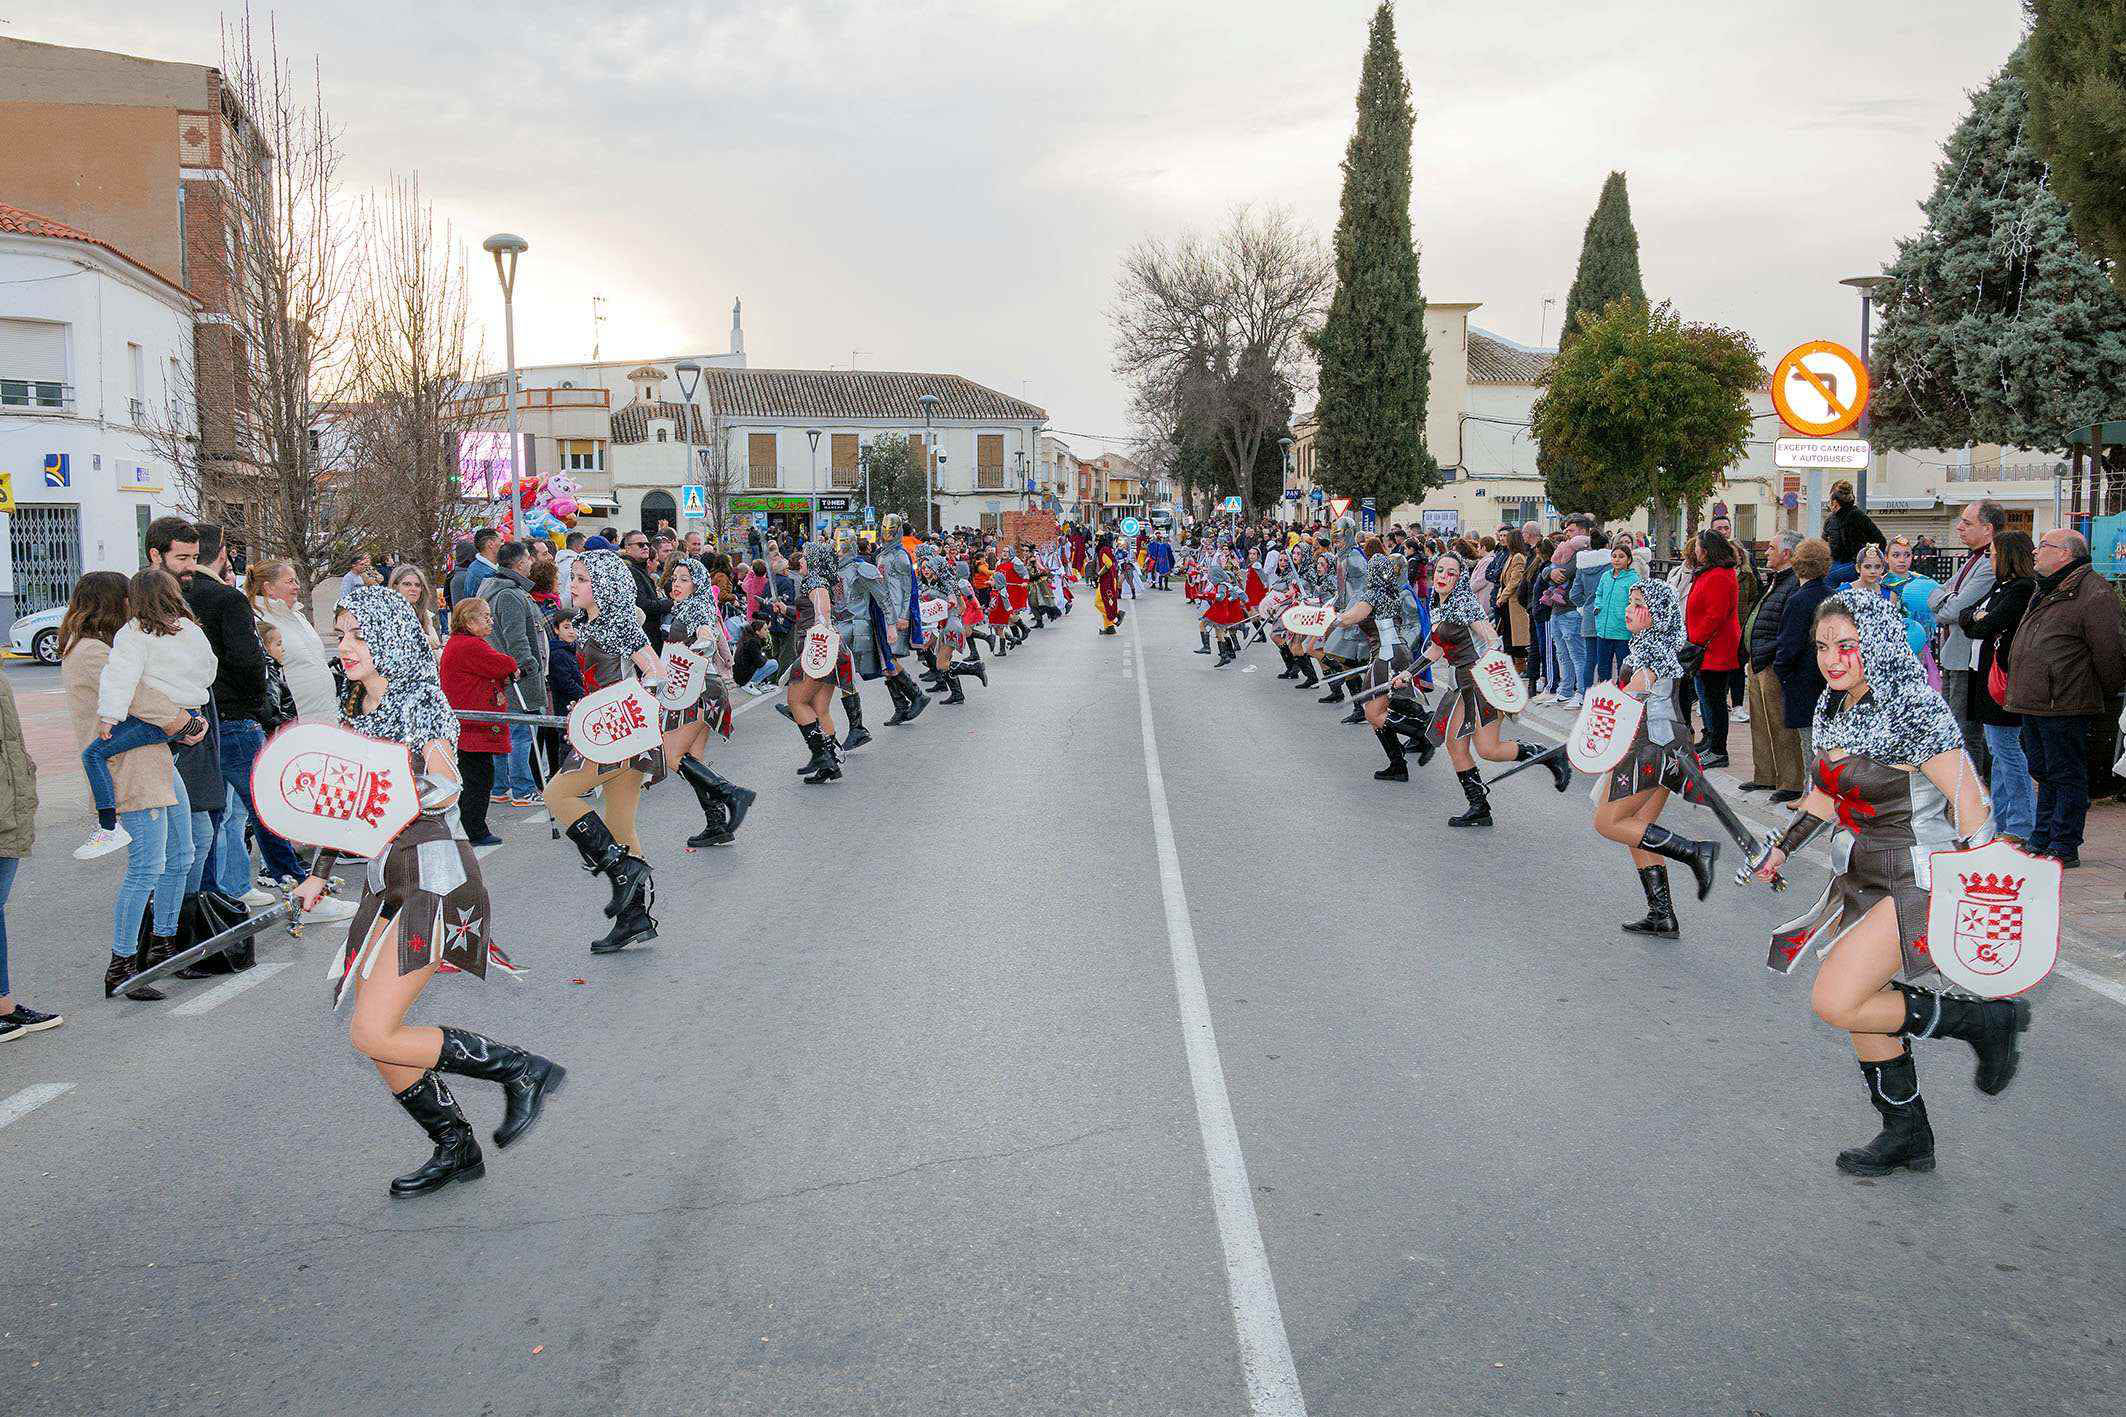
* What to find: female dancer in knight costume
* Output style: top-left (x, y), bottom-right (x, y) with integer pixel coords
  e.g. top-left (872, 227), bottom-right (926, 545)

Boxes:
top-left (659, 556), bottom-right (756, 850)
top-left (784, 532), bottom-right (853, 783)
top-left (294, 586), bottom-right (564, 1197)
top-left (1753, 588), bottom-right (2025, 1177)
top-left (1589, 579), bottom-right (1726, 938)
top-left (1336, 546), bottom-right (1434, 781)
top-left (543, 551), bottom-right (663, 954)
top-left (1424, 552), bottom-right (1571, 826)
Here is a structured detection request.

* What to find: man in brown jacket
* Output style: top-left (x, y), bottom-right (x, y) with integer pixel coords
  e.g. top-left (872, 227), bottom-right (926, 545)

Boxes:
top-left (2005, 529), bottom-right (2126, 867)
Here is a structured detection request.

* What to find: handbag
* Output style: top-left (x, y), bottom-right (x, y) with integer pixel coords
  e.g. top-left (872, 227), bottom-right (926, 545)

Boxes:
top-left (1678, 641), bottom-right (1708, 675)
top-left (1986, 653), bottom-right (2009, 707)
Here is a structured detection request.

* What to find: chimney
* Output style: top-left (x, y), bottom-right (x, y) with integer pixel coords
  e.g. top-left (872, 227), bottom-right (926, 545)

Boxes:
top-left (730, 298), bottom-right (745, 357)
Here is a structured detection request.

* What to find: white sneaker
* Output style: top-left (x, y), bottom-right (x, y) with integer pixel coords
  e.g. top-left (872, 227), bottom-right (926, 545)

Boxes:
top-left (241, 885), bottom-right (277, 908)
top-left (73, 825), bottom-right (132, 861)
top-left (1562, 694), bottom-right (1582, 709)
top-left (302, 897), bottom-right (359, 924)
top-left (1733, 707), bottom-right (1751, 722)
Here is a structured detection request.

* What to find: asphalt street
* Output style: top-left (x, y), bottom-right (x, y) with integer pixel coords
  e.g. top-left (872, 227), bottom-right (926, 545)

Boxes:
top-left (5, 590), bottom-right (2123, 1416)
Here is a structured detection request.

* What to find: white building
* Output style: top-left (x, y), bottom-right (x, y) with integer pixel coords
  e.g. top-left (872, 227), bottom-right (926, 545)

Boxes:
top-left (0, 202), bottom-right (193, 624)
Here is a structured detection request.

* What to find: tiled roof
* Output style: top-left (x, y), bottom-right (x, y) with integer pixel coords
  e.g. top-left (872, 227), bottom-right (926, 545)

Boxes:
top-left (610, 400), bottom-right (715, 446)
top-left (1468, 328), bottom-right (1554, 384)
top-left (690, 368), bottom-right (1046, 424)
top-left (0, 200), bottom-right (194, 302)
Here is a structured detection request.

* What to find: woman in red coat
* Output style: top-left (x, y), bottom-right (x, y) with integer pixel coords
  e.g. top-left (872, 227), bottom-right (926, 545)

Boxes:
top-left (1683, 529), bottom-right (1742, 767)
top-left (439, 597), bottom-right (516, 846)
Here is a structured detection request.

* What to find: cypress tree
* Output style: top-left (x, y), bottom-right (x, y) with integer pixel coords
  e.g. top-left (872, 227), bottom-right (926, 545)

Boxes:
top-left (2021, 1), bottom-right (2126, 298)
top-left (1869, 54), bottom-right (2126, 451)
top-left (1311, 1), bottom-right (1434, 512)
top-left (1558, 171), bottom-right (1646, 348)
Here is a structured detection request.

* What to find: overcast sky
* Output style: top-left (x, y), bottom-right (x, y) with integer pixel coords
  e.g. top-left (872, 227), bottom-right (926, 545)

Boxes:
top-left (32, 1), bottom-right (2026, 454)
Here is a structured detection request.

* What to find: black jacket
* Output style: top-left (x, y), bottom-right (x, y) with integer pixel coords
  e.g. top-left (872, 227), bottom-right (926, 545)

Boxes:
top-left (1773, 576), bottom-right (1834, 731)
top-left (1959, 575), bottom-right (2033, 728)
top-left (1745, 567), bottom-right (1796, 671)
top-left (184, 573), bottom-right (267, 724)
top-left (629, 558), bottom-right (668, 652)
top-left (1823, 505), bottom-right (1886, 567)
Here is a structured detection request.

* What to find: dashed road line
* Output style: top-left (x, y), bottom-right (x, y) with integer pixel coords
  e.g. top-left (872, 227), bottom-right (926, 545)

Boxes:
top-left (170, 960), bottom-right (294, 1017)
top-left (0, 1082), bottom-right (74, 1129)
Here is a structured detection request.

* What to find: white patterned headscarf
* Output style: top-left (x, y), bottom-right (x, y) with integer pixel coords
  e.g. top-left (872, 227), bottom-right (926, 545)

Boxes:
top-left (665, 556), bottom-right (716, 640)
top-left (1625, 578), bottom-right (1686, 680)
top-left (1812, 587), bottom-right (1965, 763)
top-left (1436, 559), bottom-right (1484, 627)
top-left (337, 585), bottom-right (457, 752)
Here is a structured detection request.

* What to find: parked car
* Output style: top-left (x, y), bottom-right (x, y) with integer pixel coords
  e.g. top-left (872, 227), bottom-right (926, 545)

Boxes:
top-left (9, 605), bottom-right (64, 665)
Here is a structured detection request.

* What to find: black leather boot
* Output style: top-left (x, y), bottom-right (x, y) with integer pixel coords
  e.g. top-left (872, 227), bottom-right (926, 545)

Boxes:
top-left (840, 693), bottom-right (871, 752)
top-left (802, 728), bottom-right (842, 785)
top-left (1340, 702), bottom-right (1366, 724)
top-left (104, 950), bottom-right (167, 1002)
top-left (676, 756), bottom-right (735, 848)
top-left (882, 675), bottom-right (910, 725)
top-left (893, 669), bottom-right (928, 723)
top-left (1637, 823), bottom-right (1719, 901)
top-left (1195, 628), bottom-right (1213, 655)
top-left (1215, 639), bottom-right (1236, 667)
top-left (1896, 982), bottom-right (2031, 1095)
top-left (1836, 1050), bottom-right (1936, 1176)
top-left (955, 657), bottom-right (988, 688)
top-left (943, 672), bottom-right (967, 704)
top-left (1620, 865), bottom-right (1680, 938)
top-left (1384, 705), bottom-right (1436, 767)
top-left (140, 931), bottom-right (183, 975)
top-left (1276, 647), bottom-right (1299, 679)
top-left (1295, 657), bottom-right (1319, 688)
top-left (564, 813), bottom-right (652, 920)
top-left (436, 1026), bottom-right (566, 1150)
top-left (1513, 741), bottom-right (1573, 793)
top-left (700, 763), bottom-right (755, 837)
top-left (1373, 727), bottom-right (1408, 782)
top-left (1318, 678), bottom-right (1345, 704)
top-left (793, 721), bottom-right (835, 777)
top-left (591, 897), bottom-right (658, 954)
top-left (1449, 768), bottom-right (1492, 828)
top-left (389, 1072), bottom-right (485, 1196)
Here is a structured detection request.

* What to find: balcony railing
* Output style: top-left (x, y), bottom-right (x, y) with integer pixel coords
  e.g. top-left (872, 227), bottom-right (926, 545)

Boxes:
top-left (445, 386), bottom-right (611, 418)
top-left (1, 380), bottom-right (73, 412)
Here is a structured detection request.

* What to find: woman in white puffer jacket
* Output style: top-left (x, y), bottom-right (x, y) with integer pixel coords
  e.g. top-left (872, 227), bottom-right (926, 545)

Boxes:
top-left (245, 558), bottom-right (339, 722)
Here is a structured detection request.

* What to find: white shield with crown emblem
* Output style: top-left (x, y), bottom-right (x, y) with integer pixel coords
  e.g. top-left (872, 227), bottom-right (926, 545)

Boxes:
top-left (1924, 839), bottom-right (2060, 998)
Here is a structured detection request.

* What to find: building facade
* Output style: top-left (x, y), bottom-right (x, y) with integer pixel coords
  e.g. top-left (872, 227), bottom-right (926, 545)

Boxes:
top-left (0, 205), bottom-right (195, 623)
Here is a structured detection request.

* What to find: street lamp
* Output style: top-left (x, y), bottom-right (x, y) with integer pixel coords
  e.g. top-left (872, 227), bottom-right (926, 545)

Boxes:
top-left (918, 393), bottom-right (940, 533)
top-left (675, 359), bottom-right (702, 539)
top-left (1839, 274), bottom-right (1893, 509)
top-left (1279, 436), bottom-right (1294, 523)
top-left (805, 428), bottom-right (822, 539)
top-left (482, 233), bottom-right (528, 539)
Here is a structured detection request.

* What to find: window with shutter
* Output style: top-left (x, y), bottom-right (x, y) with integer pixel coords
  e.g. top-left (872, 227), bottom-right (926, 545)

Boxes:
top-left (748, 432), bottom-right (778, 489)
top-left (977, 433), bottom-right (1005, 489)
top-left (0, 318), bottom-right (71, 409)
top-left (831, 433), bottom-right (859, 489)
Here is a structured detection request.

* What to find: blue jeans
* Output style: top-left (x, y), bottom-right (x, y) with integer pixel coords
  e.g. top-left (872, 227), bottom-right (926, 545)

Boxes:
top-left (745, 658), bottom-right (779, 687)
top-left (0, 855), bottom-right (17, 996)
top-left (115, 770), bottom-right (194, 955)
top-left (506, 723), bottom-right (538, 797)
top-left (2020, 714), bottom-right (2093, 856)
top-left (186, 809), bottom-right (216, 894)
top-left (82, 715), bottom-right (176, 814)
top-left (1590, 636), bottom-right (1629, 686)
top-left (1982, 722), bottom-right (2035, 841)
top-left (217, 717), bottom-right (305, 885)
top-left (1550, 610), bottom-right (1587, 696)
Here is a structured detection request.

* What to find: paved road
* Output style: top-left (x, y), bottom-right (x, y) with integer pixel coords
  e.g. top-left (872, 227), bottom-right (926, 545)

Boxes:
top-left (5, 593), bottom-right (2121, 1416)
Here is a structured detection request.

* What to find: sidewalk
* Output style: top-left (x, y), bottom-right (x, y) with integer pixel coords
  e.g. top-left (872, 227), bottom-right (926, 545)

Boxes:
top-left (1516, 691), bottom-right (2126, 989)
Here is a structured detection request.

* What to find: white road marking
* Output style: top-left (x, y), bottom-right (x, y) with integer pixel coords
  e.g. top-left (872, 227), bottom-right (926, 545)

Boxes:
top-left (475, 842), bottom-right (504, 861)
top-left (169, 960), bottom-right (293, 1016)
top-left (1128, 612), bottom-right (1307, 1416)
top-left (0, 1082), bottom-right (73, 1129)
top-left (2056, 961), bottom-right (2126, 1008)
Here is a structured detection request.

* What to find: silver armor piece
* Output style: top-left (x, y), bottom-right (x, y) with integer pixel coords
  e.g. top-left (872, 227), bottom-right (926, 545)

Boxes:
top-left (876, 540), bottom-right (918, 654)
top-left (1324, 545), bottom-right (1372, 661)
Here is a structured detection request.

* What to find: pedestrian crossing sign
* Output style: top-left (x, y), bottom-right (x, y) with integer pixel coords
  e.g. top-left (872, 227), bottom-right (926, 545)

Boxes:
top-left (680, 485), bottom-right (707, 519)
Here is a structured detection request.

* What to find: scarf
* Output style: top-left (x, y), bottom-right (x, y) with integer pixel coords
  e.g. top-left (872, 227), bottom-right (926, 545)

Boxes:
top-left (665, 557), bottom-right (717, 641)
top-left (1625, 578), bottom-right (1686, 680)
top-left (1811, 587), bottom-right (1965, 764)
top-left (577, 550), bottom-right (648, 657)
top-left (336, 585), bottom-right (457, 753)
top-left (1437, 577), bottom-right (1484, 627)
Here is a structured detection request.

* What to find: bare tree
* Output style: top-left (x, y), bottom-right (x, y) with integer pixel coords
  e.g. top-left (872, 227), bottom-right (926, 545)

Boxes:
top-left (345, 173), bottom-right (485, 590)
top-left (1110, 206), bottom-right (1330, 520)
top-left (169, 5), bottom-right (363, 589)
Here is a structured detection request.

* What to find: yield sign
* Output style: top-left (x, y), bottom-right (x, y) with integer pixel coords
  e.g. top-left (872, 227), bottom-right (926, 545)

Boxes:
top-left (1771, 340), bottom-right (1870, 437)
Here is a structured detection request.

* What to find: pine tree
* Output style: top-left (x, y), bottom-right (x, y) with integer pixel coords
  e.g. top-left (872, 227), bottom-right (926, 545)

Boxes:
top-left (1558, 172), bottom-right (1647, 349)
top-left (1311, 2), bottom-right (1434, 512)
top-left (1870, 54), bottom-right (2126, 451)
top-left (2022, 1), bottom-right (2126, 298)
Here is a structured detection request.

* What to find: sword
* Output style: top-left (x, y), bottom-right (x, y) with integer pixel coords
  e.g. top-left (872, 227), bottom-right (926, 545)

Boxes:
top-left (1316, 663), bottom-right (1371, 688)
top-left (1483, 739), bottom-right (1567, 786)
top-left (1675, 753), bottom-right (1788, 891)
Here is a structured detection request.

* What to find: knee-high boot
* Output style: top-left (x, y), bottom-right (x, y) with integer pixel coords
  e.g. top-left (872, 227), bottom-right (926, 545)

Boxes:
top-left (1276, 646), bottom-right (1299, 679)
top-left (888, 668), bottom-right (928, 724)
top-left (1637, 823), bottom-right (1719, 901)
top-left (435, 1026), bottom-right (566, 1150)
top-left (1619, 864), bottom-right (1679, 938)
top-left (793, 718), bottom-right (834, 776)
top-left (840, 692), bottom-right (871, 751)
top-left (1512, 740), bottom-right (1574, 793)
top-left (564, 813), bottom-right (652, 922)
top-left (1448, 768), bottom-right (1492, 828)
top-left (1895, 982), bottom-right (2031, 1095)
top-left (799, 722), bottom-right (842, 785)
top-left (1295, 656), bottom-right (1319, 688)
top-left (954, 656), bottom-right (988, 688)
top-left (389, 1072), bottom-right (485, 1197)
top-left (1836, 1049), bottom-right (1936, 1176)
top-left (1195, 627), bottom-right (1213, 655)
top-left (942, 669), bottom-right (967, 704)
top-left (676, 756), bottom-right (736, 848)
top-left (1373, 727), bottom-right (1408, 782)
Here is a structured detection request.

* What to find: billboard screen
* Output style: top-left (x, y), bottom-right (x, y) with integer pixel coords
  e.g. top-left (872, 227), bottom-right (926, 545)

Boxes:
top-left (457, 430), bottom-right (514, 501)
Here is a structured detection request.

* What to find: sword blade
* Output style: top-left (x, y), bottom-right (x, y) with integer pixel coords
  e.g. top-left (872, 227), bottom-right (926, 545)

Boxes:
top-left (1677, 753), bottom-right (1788, 891)
top-left (1483, 740), bottom-right (1564, 786)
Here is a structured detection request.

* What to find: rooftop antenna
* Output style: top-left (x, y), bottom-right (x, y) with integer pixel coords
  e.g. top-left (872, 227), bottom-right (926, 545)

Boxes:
top-left (849, 349), bottom-right (870, 370)
top-left (1539, 294), bottom-right (1558, 347)
top-left (591, 295), bottom-right (608, 362)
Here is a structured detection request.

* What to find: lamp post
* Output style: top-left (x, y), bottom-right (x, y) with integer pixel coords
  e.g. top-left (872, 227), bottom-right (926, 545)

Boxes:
top-left (1839, 274), bottom-right (1893, 510)
top-left (482, 233), bottom-right (528, 539)
top-left (918, 393), bottom-right (940, 533)
top-left (675, 359), bottom-right (702, 539)
top-left (805, 428), bottom-right (822, 539)
top-left (1279, 435), bottom-right (1293, 523)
